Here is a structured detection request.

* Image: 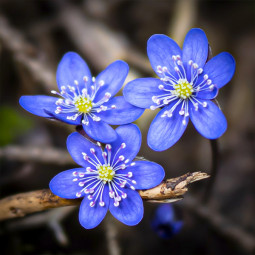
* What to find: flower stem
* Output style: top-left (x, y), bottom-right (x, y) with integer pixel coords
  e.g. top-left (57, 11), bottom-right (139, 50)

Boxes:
top-left (104, 215), bottom-right (121, 255)
top-left (202, 139), bottom-right (219, 203)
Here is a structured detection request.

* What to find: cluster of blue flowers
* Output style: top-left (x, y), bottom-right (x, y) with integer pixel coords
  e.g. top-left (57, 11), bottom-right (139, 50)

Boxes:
top-left (19, 28), bottom-right (235, 229)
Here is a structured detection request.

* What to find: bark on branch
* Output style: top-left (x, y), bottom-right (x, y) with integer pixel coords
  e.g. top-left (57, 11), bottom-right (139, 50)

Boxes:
top-left (0, 172), bottom-right (209, 221)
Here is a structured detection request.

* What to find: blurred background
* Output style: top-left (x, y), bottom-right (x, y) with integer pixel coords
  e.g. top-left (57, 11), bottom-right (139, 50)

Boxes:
top-left (0, 0), bottom-right (254, 254)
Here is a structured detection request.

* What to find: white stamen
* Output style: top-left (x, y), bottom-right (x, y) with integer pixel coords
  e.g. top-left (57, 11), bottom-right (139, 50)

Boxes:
top-left (82, 120), bottom-right (89, 125)
top-left (162, 66), bottom-right (168, 72)
top-left (109, 191), bottom-right (114, 198)
top-left (106, 144), bottom-right (111, 150)
top-left (203, 74), bottom-right (208, 80)
top-left (158, 84), bottom-right (164, 90)
top-left (193, 63), bottom-right (198, 69)
top-left (198, 68), bottom-right (203, 74)
top-left (179, 109), bottom-right (185, 115)
top-left (206, 79), bottom-right (212, 85)
top-left (76, 192), bottom-right (82, 198)
top-left (157, 65), bottom-right (163, 73)
top-left (99, 201), bottom-right (105, 207)
top-left (99, 80), bottom-right (105, 86)
top-left (209, 85), bottom-right (214, 90)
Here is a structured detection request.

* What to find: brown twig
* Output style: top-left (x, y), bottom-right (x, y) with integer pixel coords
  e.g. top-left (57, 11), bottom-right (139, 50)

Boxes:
top-left (139, 171), bottom-right (209, 202)
top-left (0, 172), bottom-right (209, 221)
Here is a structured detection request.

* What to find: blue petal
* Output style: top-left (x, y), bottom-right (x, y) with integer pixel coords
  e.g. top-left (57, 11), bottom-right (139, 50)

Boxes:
top-left (109, 124), bottom-right (141, 164)
top-left (109, 188), bottom-right (143, 226)
top-left (202, 52), bottom-right (235, 89)
top-left (182, 28), bottom-right (208, 68)
top-left (155, 204), bottom-right (175, 224)
top-left (123, 78), bottom-right (165, 109)
top-left (172, 221), bottom-right (183, 235)
top-left (56, 52), bottom-right (92, 92)
top-left (189, 100), bottom-right (227, 139)
top-left (46, 111), bottom-right (82, 125)
top-left (147, 102), bottom-right (189, 151)
top-left (67, 132), bottom-right (104, 168)
top-left (83, 117), bottom-right (117, 143)
top-left (93, 60), bottom-right (129, 104)
top-left (120, 161), bottom-right (165, 190)
top-left (49, 168), bottom-right (85, 199)
top-left (19, 95), bottom-right (57, 118)
top-left (79, 185), bottom-right (110, 229)
top-left (147, 34), bottom-right (182, 78)
top-left (97, 96), bottom-right (144, 125)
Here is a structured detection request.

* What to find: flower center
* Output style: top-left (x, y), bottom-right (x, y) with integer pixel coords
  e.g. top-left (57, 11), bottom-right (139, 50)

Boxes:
top-left (172, 79), bottom-right (193, 99)
top-left (74, 95), bottom-right (93, 113)
top-left (97, 164), bottom-right (115, 182)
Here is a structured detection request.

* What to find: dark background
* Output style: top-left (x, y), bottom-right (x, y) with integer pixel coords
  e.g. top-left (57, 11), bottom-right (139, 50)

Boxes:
top-left (0, 0), bottom-right (255, 254)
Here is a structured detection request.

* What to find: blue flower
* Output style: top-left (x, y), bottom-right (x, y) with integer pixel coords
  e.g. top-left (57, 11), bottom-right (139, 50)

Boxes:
top-left (151, 204), bottom-right (183, 239)
top-left (19, 52), bottom-right (144, 143)
top-left (123, 28), bottom-right (235, 151)
top-left (49, 124), bottom-right (165, 229)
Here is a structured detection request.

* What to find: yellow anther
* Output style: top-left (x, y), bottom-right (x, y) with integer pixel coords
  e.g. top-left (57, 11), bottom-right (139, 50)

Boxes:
top-left (172, 79), bottom-right (193, 99)
top-left (74, 96), bottom-right (93, 113)
top-left (97, 165), bottom-right (115, 182)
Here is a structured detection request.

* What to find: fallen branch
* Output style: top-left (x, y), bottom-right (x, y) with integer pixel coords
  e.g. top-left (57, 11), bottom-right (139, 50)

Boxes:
top-left (0, 172), bottom-right (209, 221)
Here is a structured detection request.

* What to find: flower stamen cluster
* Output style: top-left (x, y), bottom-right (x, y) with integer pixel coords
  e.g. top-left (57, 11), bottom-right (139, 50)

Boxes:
top-left (72, 142), bottom-right (135, 208)
top-left (51, 77), bottom-right (113, 125)
top-left (150, 55), bottom-right (212, 125)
